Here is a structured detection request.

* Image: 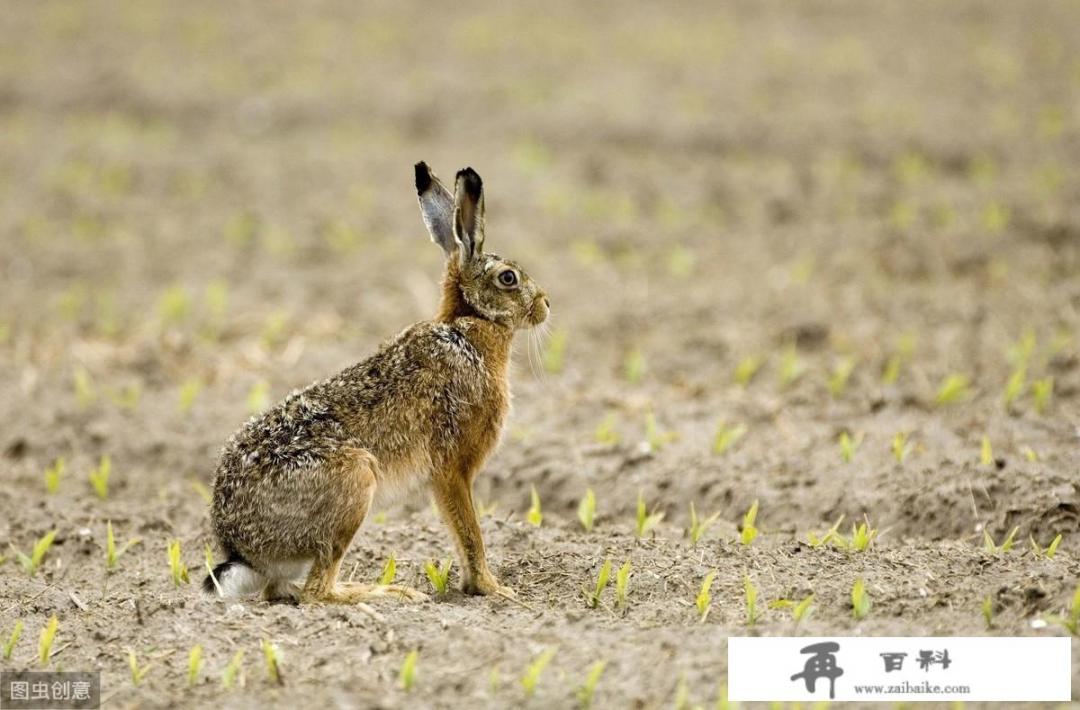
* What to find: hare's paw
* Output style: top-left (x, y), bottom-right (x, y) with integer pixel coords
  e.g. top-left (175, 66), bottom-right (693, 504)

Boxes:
top-left (463, 572), bottom-right (515, 598)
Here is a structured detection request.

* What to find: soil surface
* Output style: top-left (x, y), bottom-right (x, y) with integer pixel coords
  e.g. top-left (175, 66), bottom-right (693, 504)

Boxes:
top-left (1, 1), bottom-right (1079, 708)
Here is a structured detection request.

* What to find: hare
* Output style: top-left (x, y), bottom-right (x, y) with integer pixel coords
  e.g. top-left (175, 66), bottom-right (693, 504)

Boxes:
top-left (204, 163), bottom-right (549, 603)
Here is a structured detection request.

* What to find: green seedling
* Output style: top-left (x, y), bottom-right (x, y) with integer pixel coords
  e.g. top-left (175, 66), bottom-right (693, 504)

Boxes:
top-left (635, 490), bottom-right (664, 538)
top-left (982, 596), bottom-right (993, 629)
top-left (16, 530), bottom-right (57, 576)
top-left (624, 347), bottom-right (646, 384)
top-left (128, 648), bottom-right (152, 686)
top-left (203, 544), bottom-right (223, 596)
top-left (1030, 534), bottom-right (1062, 559)
top-left (668, 245), bottom-right (695, 276)
top-left (4, 621), bottom-right (23, 661)
top-left (378, 554), bottom-right (396, 585)
top-left (1032, 377), bottom-right (1053, 414)
top-left (39, 616), bottom-right (58, 666)
top-left (158, 286), bottom-right (190, 327)
top-left (734, 355), bottom-right (763, 386)
top-left (168, 539), bottom-right (190, 586)
top-left (983, 526), bottom-right (1019, 553)
top-left (828, 357), bottom-right (856, 397)
top-left (1043, 584), bottom-right (1080, 636)
top-left (105, 521), bottom-right (140, 570)
top-left (44, 457), bottom-right (65, 494)
top-left (262, 639), bottom-right (282, 685)
top-left (178, 377), bottom-right (203, 414)
top-left (1003, 366), bottom-right (1026, 408)
top-left (936, 374), bottom-right (971, 405)
top-left (696, 570), bottom-right (717, 622)
top-left (713, 422), bottom-right (747, 455)
top-left (203, 280), bottom-right (229, 338)
top-left (851, 579), bottom-right (871, 619)
top-left (688, 501), bottom-right (721, 545)
top-left (222, 649), bottom-right (245, 689)
top-left (1007, 329), bottom-right (1037, 367)
top-left (261, 311), bottom-right (288, 349)
top-left (838, 431), bottom-right (860, 463)
top-left (73, 366), bottom-right (96, 408)
top-left (980, 436), bottom-right (994, 467)
top-left (247, 380), bottom-right (270, 414)
top-left (424, 558), bottom-right (452, 595)
top-left (527, 485), bottom-right (543, 527)
top-left (739, 499), bottom-right (759, 546)
top-left (847, 519), bottom-right (878, 552)
top-left (594, 413), bottom-right (620, 445)
top-left (188, 645), bottom-right (204, 687)
top-left (488, 667), bottom-right (501, 693)
top-left (521, 648), bottom-right (556, 697)
top-left (673, 674), bottom-right (690, 710)
top-left (644, 412), bottom-right (678, 451)
top-left (586, 559), bottom-right (612, 609)
top-left (891, 431), bottom-right (911, 463)
top-left (542, 329), bottom-right (568, 374)
top-left (807, 515), bottom-right (845, 547)
top-left (576, 660), bottom-right (607, 709)
top-left (744, 575), bottom-right (759, 625)
top-left (778, 344), bottom-right (804, 387)
top-left (88, 455), bottom-right (111, 499)
top-left (399, 649), bottom-right (418, 691)
top-left (191, 479), bottom-right (212, 504)
top-left (792, 594), bottom-right (814, 624)
top-left (109, 383), bottom-right (141, 411)
top-left (578, 488), bottom-right (596, 532)
top-left (1021, 446), bottom-right (1039, 462)
top-left (614, 561), bottom-right (631, 611)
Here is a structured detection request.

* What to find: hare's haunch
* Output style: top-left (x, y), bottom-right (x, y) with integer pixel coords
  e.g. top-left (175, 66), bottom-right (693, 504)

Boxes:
top-left (204, 163), bottom-right (549, 603)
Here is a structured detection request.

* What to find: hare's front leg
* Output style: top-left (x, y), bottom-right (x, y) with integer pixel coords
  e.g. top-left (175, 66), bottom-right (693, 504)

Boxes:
top-left (432, 465), bottom-right (513, 596)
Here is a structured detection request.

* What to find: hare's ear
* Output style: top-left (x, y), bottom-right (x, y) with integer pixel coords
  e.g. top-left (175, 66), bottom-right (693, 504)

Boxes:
top-left (415, 161), bottom-right (456, 257)
top-left (453, 167), bottom-right (485, 263)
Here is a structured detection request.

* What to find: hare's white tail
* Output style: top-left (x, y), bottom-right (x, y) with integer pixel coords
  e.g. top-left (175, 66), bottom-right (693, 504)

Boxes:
top-left (202, 558), bottom-right (265, 598)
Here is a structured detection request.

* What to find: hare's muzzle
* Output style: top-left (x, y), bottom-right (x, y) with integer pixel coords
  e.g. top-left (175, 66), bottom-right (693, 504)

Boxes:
top-left (529, 294), bottom-right (550, 326)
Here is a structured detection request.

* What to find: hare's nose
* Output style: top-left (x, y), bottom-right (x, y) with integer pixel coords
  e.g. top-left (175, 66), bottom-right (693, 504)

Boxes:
top-left (543, 297), bottom-right (550, 309)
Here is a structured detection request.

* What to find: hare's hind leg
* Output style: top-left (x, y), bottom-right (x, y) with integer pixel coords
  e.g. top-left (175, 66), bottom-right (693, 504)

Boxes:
top-left (300, 447), bottom-right (426, 604)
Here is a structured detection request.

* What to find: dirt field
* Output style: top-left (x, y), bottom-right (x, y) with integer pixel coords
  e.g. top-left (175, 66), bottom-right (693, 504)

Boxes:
top-left (2, 0), bottom-right (1079, 707)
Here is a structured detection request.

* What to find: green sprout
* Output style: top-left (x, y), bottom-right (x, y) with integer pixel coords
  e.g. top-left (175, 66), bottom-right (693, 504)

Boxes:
top-left (935, 374), bottom-right (971, 405)
top-left (980, 436), bottom-right (994, 467)
top-left (688, 501), bottom-right (721, 546)
top-left (178, 377), bottom-right (203, 414)
top-left (521, 648), bottom-right (557, 697)
top-left (644, 412), bottom-right (678, 451)
top-left (424, 558), bottom-right (452, 595)
top-left (247, 380), bottom-right (270, 414)
top-left (1031, 377), bottom-right (1053, 414)
top-left (891, 431), bottom-right (911, 463)
top-left (982, 596), bottom-right (993, 629)
top-left (39, 616), bottom-right (58, 667)
top-left (188, 645), bottom-right (204, 687)
top-left (739, 500), bottom-right (759, 546)
top-left (733, 355), bottom-right (763, 386)
top-left (542, 329), bottom-right (568, 374)
top-left (624, 347), bottom-right (646, 384)
top-left (635, 490), bottom-right (664, 538)
top-left (202, 280), bottom-right (229, 339)
top-left (526, 485), bottom-right (543, 527)
top-left (204, 544), bottom-right (222, 596)
top-left (576, 660), bottom-right (607, 710)
top-left (828, 356), bottom-right (856, 397)
top-left (261, 311), bottom-right (289, 349)
top-left (807, 515), bottom-right (845, 547)
top-left (577, 488), bottom-right (596, 532)
top-left (851, 579), bottom-right (871, 619)
top-left (983, 526), bottom-right (1019, 554)
top-left (712, 422), bottom-right (747, 456)
top-left (1030, 533), bottom-right (1062, 559)
top-left (399, 649), bottom-right (418, 691)
top-left (594, 413), bottom-right (620, 446)
top-left (744, 575), bottom-right (759, 626)
top-left (585, 559), bottom-right (612, 609)
top-left (696, 570), bottom-right (717, 622)
top-left (838, 431), bottom-right (860, 463)
top-left (128, 648), bottom-right (152, 686)
top-left (158, 285), bottom-right (190, 327)
top-left (614, 561), bottom-right (631, 612)
top-left (378, 554), bottom-right (396, 585)
top-left (105, 521), bottom-right (140, 570)
top-left (778, 344), bottom-right (804, 387)
top-left (16, 530), bottom-right (57, 576)
top-left (792, 594), bottom-right (814, 624)
top-left (222, 649), bottom-right (245, 689)
top-left (881, 332), bottom-right (916, 385)
top-left (4, 621), bottom-right (23, 661)
top-left (1003, 366), bottom-right (1026, 408)
top-left (73, 366), bottom-right (96, 408)
top-left (846, 519), bottom-right (878, 552)
top-left (1043, 584), bottom-right (1080, 636)
top-left (191, 479), bottom-right (212, 504)
top-left (44, 457), bottom-right (65, 494)
top-left (88, 455), bottom-right (111, 499)
top-left (108, 383), bottom-right (141, 411)
top-left (262, 639), bottom-right (282, 685)
top-left (168, 539), bottom-right (190, 586)
top-left (1021, 446), bottom-right (1039, 462)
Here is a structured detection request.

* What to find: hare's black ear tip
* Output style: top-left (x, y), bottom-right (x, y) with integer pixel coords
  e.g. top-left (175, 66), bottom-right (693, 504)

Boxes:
top-left (414, 161), bottom-right (432, 194)
top-left (456, 167), bottom-right (483, 198)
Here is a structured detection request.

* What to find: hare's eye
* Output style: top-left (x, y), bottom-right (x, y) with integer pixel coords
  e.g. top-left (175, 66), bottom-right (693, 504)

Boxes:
top-left (497, 270), bottom-right (519, 288)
